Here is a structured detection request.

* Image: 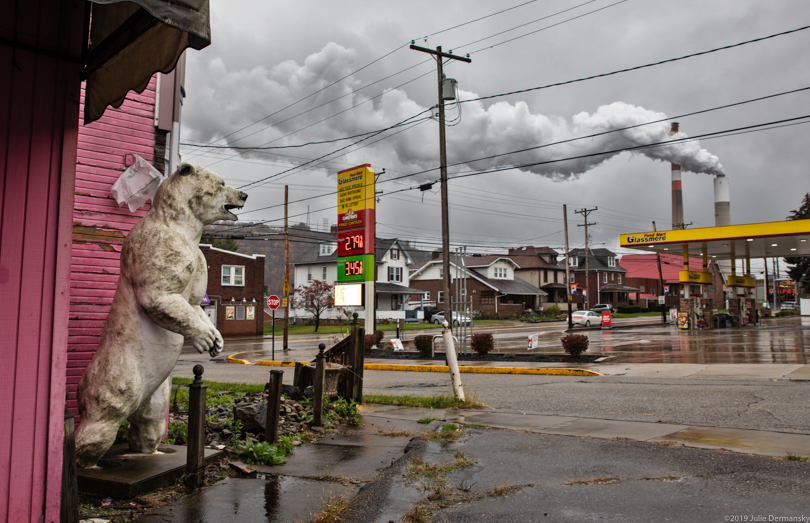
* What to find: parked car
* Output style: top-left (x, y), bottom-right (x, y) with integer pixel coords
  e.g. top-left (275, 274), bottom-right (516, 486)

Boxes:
top-left (571, 310), bottom-right (601, 327)
top-left (432, 311), bottom-right (472, 326)
top-left (414, 305), bottom-right (440, 323)
top-left (780, 301), bottom-right (797, 310)
top-left (591, 304), bottom-right (614, 313)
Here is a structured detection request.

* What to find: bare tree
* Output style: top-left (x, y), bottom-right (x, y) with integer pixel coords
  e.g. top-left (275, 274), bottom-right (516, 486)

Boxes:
top-left (291, 279), bottom-right (340, 332)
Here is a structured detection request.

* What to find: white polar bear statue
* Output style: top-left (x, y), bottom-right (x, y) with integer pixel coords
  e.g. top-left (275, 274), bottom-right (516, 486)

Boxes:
top-left (75, 163), bottom-right (247, 468)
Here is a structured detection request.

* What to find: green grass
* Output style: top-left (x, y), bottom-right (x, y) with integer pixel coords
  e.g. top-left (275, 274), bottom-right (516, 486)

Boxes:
top-left (363, 393), bottom-right (485, 410)
top-left (612, 311), bottom-right (665, 318)
top-left (172, 378), bottom-right (265, 394)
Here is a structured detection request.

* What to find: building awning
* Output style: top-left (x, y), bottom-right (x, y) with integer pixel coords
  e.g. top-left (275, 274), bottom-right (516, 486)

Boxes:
top-left (599, 283), bottom-right (642, 293)
top-left (541, 283), bottom-right (568, 290)
top-left (375, 282), bottom-right (426, 295)
top-left (84, 0), bottom-right (211, 123)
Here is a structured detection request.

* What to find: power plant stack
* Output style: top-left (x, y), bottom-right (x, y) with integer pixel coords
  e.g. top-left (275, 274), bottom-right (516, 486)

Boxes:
top-left (670, 122), bottom-right (684, 230)
top-left (713, 174), bottom-right (730, 227)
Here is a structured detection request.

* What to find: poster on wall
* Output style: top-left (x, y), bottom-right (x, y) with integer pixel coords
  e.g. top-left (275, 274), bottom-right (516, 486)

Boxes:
top-left (226, 306), bottom-right (235, 320)
top-left (246, 306), bottom-right (255, 320)
top-left (677, 312), bottom-right (689, 329)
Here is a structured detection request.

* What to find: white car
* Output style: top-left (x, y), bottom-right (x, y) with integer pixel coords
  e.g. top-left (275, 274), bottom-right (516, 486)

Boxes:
top-left (432, 311), bottom-right (472, 326)
top-left (571, 310), bottom-right (601, 327)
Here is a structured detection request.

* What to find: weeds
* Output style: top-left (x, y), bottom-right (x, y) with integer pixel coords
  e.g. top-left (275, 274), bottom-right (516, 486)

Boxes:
top-left (421, 424), bottom-right (464, 442)
top-left (405, 454), bottom-right (475, 487)
top-left (363, 393), bottom-right (485, 410)
top-left (640, 475), bottom-right (681, 481)
top-left (233, 434), bottom-right (298, 466)
top-left (784, 452), bottom-right (810, 462)
top-left (377, 430), bottom-right (413, 437)
top-left (565, 476), bottom-right (623, 485)
top-left (298, 493), bottom-right (351, 523)
top-left (417, 417), bottom-right (438, 424)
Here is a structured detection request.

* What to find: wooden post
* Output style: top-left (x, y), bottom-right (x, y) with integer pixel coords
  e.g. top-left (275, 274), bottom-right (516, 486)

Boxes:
top-left (353, 318), bottom-right (365, 404)
top-left (186, 364), bottom-right (207, 489)
top-left (293, 362), bottom-right (304, 392)
top-left (312, 343), bottom-right (326, 427)
top-left (265, 370), bottom-right (284, 444)
top-left (61, 407), bottom-right (79, 523)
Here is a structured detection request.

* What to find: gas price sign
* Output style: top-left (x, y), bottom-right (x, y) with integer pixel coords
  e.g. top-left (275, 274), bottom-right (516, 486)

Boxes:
top-left (338, 229), bottom-right (371, 257)
top-left (337, 254), bottom-right (374, 283)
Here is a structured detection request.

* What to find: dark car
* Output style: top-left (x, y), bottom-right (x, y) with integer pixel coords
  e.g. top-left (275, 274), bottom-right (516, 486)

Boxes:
top-left (414, 306), bottom-right (440, 323)
top-left (591, 304), bottom-right (614, 313)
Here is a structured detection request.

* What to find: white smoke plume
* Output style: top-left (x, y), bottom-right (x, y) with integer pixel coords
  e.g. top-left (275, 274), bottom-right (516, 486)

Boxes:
top-left (184, 43), bottom-right (724, 182)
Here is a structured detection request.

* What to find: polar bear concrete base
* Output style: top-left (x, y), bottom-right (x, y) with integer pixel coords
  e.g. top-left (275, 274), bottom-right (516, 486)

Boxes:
top-left (75, 163), bottom-right (247, 468)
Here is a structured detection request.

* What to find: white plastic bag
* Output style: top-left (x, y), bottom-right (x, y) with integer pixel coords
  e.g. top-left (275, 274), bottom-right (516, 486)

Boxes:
top-left (110, 155), bottom-right (165, 212)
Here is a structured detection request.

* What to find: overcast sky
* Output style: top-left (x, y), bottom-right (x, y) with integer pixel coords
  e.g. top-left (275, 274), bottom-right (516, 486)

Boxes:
top-left (179, 0), bottom-right (810, 273)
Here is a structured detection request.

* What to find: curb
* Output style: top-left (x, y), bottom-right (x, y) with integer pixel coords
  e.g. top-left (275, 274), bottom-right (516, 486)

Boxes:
top-left (226, 353), bottom-right (602, 376)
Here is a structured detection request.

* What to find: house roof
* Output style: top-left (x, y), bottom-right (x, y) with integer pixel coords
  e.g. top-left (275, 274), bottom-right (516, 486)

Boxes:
top-left (598, 283), bottom-right (642, 293)
top-left (465, 255), bottom-right (519, 268)
top-left (410, 260), bottom-right (546, 296)
top-left (293, 237), bottom-right (415, 266)
top-left (375, 282), bottom-right (425, 294)
top-left (619, 253), bottom-right (711, 283)
top-left (375, 238), bottom-right (414, 264)
top-left (560, 248), bottom-right (627, 273)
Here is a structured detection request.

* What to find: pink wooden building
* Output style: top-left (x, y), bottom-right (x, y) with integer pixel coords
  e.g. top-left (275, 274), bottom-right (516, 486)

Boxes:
top-left (0, 2), bottom-right (208, 521)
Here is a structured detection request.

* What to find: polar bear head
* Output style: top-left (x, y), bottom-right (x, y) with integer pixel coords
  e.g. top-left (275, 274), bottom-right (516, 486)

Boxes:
top-left (153, 163), bottom-right (248, 225)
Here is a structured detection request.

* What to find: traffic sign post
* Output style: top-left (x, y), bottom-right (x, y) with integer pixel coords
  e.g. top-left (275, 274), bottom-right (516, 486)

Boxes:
top-left (267, 295), bottom-right (280, 359)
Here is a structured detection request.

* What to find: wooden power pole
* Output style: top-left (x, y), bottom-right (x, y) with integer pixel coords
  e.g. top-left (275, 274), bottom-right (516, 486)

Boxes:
top-left (576, 207), bottom-right (597, 310)
top-left (410, 44), bottom-right (470, 330)
top-left (283, 185), bottom-right (289, 351)
top-left (563, 205), bottom-right (573, 330)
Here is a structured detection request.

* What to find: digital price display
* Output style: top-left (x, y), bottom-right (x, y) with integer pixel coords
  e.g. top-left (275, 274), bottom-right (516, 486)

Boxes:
top-left (338, 229), bottom-right (370, 257)
top-left (337, 254), bottom-right (373, 283)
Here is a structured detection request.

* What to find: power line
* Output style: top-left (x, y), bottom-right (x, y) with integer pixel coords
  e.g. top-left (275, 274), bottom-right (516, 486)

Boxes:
top-left (459, 24), bottom-right (810, 104)
top-left (418, 0), bottom-right (541, 41)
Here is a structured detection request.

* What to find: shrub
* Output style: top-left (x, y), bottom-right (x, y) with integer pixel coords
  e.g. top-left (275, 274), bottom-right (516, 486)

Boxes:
top-left (561, 334), bottom-right (589, 357)
top-left (617, 305), bottom-right (644, 314)
top-left (503, 352), bottom-right (516, 361)
top-left (164, 421), bottom-right (188, 445)
top-left (471, 333), bottom-right (494, 357)
top-left (544, 304), bottom-right (562, 318)
top-left (364, 330), bottom-right (384, 351)
top-left (414, 335), bottom-right (433, 357)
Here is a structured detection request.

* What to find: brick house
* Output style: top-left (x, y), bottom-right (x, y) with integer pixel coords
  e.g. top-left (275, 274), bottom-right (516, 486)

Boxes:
top-left (561, 248), bottom-right (637, 310)
top-left (200, 244), bottom-right (265, 336)
top-left (409, 255), bottom-right (547, 316)
top-left (508, 246), bottom-right (568, 305)
top-left (620, 253), bottom-right (725, 308)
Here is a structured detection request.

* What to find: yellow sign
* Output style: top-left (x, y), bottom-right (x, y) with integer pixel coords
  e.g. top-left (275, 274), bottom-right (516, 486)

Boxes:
top-left (337, 165), bottom-right (375, 213)
top-left (282, 298), bottom-right (288, 308)
top-left (621, 219), bottom-right (810, 247)
top-left (679, 271), bottom-right (713, 284)
top-left (283, 279), bottom-right (290, 297)
top-left (728, 275), bottom-right (756, 288)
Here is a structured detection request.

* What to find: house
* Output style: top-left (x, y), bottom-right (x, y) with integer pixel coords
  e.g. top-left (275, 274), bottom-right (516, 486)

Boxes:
top-left (199, 244), bottom-right (265, 336)
top-left (508, 246), bottom-right (568, 306)
top-left (409, 254), bottom-right (547, 316)
top-left (620, 253), bottom-right (725, 307)
top-left (291, 236), bottom-right (423, 322)
top-left (561, 248), bottom-right (637, 309)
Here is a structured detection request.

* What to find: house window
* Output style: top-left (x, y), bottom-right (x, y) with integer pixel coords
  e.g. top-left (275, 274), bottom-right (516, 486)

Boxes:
top-left (603, 273), bottom-right (607, 284)
top-left (438, 291), bottom-right (444, 303)
top-left (319, 243), bottom-right (334, 256)
top-left (607, 256), bottom-right (616, 267)
top-left (461, 288), bottom-right (467, 296)
top-left (570, 274), bottom-right (575, 283)
top-left (618, 274), bottom-right (622, 284)
top-left (222, 265), bottom-right (244, 286)
top-left (494, 267), bottom-right (507, 278)
top-left (390, 248), bottom-right (399, 260)
top-left (388, 266), bottom-right (402, 282)
top-left (641, 284), bottom-right (645, 292)
top-left (307, 267), bottom-right (312, 282)
top-left (554, 271), bottom-right (558, 283)
top-left (424, 292), bottom-right (430, 301)
top-left (439, 268), bottom-right (443, 279)
top-left (322, 266), bottom-right (327, 280)
top-left (543, 270), bottom-right (548, 283)
top-left (391, 295), bottom-right (399, 309)
top-left (570, 257), bottom-right (578, 267)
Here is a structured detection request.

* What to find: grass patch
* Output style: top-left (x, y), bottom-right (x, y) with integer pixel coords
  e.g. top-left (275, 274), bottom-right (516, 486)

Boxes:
top-left (309, 475), bottom-right (366, 485)
top-left (363, 393), bottom-right (485, 410)
top-left (421, 425), bottom-right (464, 443)
top-left (405, 454), bottom-right (475, 487)
top-left (612, 311), bottom-right (663, 318)
top-left (298, 493), bottom-right (351, 523)
top-left (566, 476), bottom-right (623, 485)
top-left (784, 452), bottom-right (810, 462)
top-left (377, 430), bottom-right (413, 437)
top-left (465, 423), bottom-right (489, 429)
top-left (640, 475), bottom-right (681, 481)
top-left (417, 417), bottom-right (438, 424)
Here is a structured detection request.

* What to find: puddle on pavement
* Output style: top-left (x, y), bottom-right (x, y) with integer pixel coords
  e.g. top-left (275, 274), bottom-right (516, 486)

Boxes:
top-left (134, 476), bottom-right (356, 523)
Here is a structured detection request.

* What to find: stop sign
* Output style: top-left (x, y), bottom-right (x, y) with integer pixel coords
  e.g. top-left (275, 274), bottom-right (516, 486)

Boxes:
top-left (267, 295), bottom-right (281, 310)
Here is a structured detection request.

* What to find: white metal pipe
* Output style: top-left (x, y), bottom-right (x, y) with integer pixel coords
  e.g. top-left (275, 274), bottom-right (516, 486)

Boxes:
top-left (442, 321), bottom-right (465, 401)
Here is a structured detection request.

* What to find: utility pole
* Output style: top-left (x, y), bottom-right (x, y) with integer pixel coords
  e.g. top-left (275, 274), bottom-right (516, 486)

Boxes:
top-left (653, 221), bottom-right (666, 323)
top-left (283, 185), bottom-right (289, 351)
top-left (576, 207), bottom-right (597, 310)
top-left (411, 43), bottom-right (470, 330)
top-left (563, 205), bottom-right (573, 330)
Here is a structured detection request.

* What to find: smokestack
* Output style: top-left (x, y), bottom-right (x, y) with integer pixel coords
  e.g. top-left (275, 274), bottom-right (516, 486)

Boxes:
top-left (713, 174), bottom-right (730, 227)
top-left (670, 122), bottom-right (684, 230)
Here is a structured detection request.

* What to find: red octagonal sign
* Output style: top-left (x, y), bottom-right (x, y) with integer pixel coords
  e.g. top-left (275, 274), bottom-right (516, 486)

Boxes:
top-left (267, 295), bottom-right (281, 310)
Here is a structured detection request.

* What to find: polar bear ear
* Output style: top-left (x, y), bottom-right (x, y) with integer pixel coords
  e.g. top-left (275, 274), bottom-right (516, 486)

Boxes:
top-left (178, 163), bottom-right (195, 176)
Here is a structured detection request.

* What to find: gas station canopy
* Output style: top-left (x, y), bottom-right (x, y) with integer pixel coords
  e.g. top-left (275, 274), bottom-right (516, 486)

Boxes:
top-left (620, 219), bottom-right (810, 260)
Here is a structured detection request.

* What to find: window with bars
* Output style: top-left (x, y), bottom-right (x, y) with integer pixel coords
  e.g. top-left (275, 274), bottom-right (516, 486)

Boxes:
top-left (222, 265), bottom-right (244, 286)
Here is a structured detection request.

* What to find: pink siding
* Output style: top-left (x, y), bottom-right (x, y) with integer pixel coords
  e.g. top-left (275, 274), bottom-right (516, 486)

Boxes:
top-left (66, 78), bottom-right (158, 415)
top-left (0, 0), bottom-right (85, 521)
